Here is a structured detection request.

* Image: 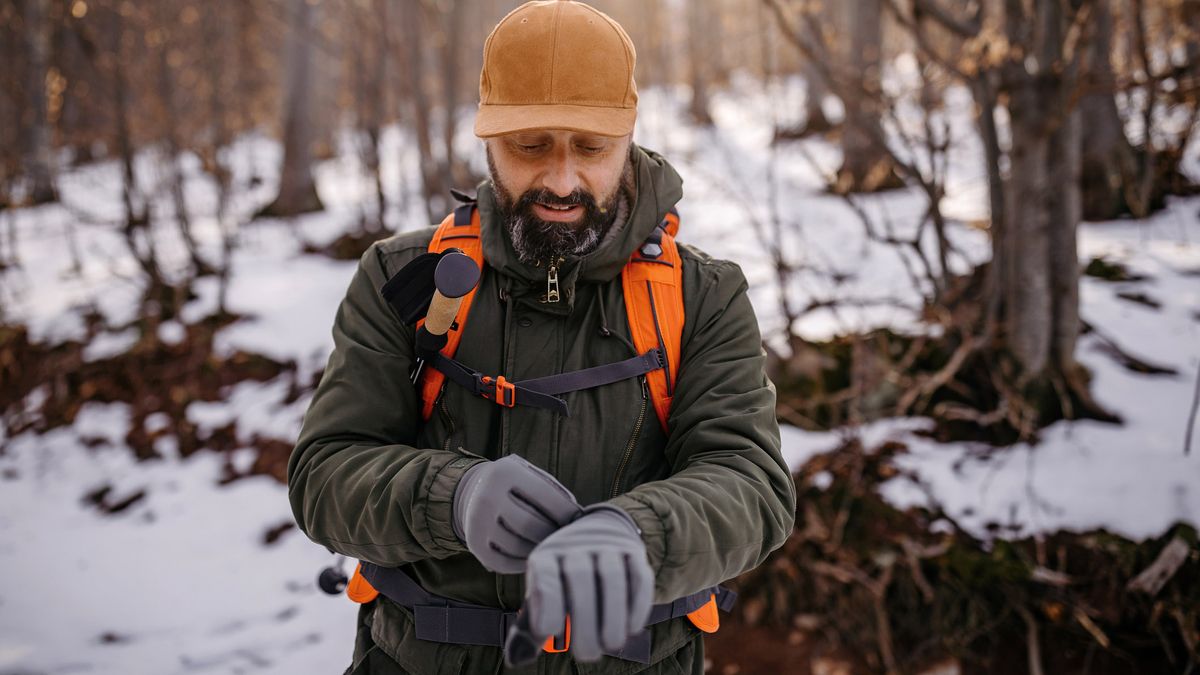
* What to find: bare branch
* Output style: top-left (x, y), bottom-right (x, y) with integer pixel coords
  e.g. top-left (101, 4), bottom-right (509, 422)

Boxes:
top-left (910, 0), bottom-right (983, 38)
top-left (1127, 536), bottom-right (1192, 595)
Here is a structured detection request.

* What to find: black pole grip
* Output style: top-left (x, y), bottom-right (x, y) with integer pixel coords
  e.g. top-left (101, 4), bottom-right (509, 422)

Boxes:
top-left (504, 610), bottom-right (543, 668)
top-left (318, 565), bottom-right (349, 595)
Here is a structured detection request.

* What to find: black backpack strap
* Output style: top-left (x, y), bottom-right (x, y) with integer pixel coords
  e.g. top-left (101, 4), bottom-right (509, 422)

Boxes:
top-left (453, 201), bottom-right (475, 226)
top-left (519, 349), bottom-right (664, 395)
top-left (425, 349), bottom-right (666, 416)
top-left (428, 353), bottom-right (571, 416)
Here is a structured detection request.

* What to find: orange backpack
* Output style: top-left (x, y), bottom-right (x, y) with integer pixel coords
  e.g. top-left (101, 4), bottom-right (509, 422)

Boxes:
top-left (347, 202), bottom-right (728, 640)
top-left (415, 202), bottom-right (683, 430)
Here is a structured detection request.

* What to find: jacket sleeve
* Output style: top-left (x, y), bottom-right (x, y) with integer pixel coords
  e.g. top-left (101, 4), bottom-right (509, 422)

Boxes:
top-left (608, 259), bottom-right (797, 603)
top-left (287, 242), bottom-right (485, 566)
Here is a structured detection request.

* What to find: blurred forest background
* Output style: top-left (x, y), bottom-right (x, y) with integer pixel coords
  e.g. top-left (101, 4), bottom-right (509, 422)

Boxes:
top-left (2, 0), bottom-right (1199, 673)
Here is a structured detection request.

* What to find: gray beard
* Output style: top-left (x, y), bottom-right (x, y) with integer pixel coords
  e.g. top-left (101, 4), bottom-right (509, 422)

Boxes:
top-left (489, 147), bottom-right (637, 267)
top-left (506, 207), bottom-right (608, 266)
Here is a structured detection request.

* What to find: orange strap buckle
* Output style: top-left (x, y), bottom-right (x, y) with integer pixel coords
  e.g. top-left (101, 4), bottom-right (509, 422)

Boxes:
top-left (542, 616), bottom-right (571, 653)
top-left (481, 375), bottom-right (516, 407)
top-left (346, 563), bottom-right (380, 604)
top-left (686, 594), bottom-right (720, 633)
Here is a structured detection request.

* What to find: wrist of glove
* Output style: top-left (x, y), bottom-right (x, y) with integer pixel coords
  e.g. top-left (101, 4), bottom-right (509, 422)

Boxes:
top-left (452, 454), bottom-right (582, 574)
top-left (521, 504), bottom-right (653, 663)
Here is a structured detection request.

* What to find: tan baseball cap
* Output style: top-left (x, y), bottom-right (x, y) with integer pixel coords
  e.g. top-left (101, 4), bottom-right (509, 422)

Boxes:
top-left (474, 0), bottom-right (638, 138)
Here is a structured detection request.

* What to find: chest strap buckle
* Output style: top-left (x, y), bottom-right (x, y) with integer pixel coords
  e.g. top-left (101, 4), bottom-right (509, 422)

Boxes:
top-left (480, 375), bottom-right (516, 407)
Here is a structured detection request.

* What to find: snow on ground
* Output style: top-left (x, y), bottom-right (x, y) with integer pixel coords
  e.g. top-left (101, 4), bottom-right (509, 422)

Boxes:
top-left (0, 403), bottom-right (357, 674)
top-left (777, 197), bottom-right (1200, 542)
top-left (634, 75), bottom-right (1200, 543)
top-left (1, 72), bottom-right (1197, 672)
top-left (876, 198), bottom-right (1200, 542)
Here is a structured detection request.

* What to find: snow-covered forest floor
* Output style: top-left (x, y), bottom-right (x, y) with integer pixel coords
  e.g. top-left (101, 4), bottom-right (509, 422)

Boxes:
top-left (1, 75), bottom-right (1198, 673)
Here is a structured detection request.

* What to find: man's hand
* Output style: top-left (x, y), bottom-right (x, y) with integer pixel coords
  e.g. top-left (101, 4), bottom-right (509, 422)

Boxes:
top-left (452, 455), bottom-right (582, 574)
top-left (522, 505), bottom-right (654, 662)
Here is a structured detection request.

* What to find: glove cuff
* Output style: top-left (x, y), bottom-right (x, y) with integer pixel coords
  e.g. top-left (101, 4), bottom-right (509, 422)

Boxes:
top-left (580, 503), bottom-right (642, 537)
top-left (451, 461), bottom-right (487, 543)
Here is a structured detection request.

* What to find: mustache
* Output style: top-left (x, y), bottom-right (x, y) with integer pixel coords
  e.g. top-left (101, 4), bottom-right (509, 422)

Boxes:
top-left (515, 188), bottom-right (603, 213)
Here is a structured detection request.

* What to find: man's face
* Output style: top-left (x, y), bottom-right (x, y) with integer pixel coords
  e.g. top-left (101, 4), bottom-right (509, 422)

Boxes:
top-left (487, 129), bottom-right (632, 266)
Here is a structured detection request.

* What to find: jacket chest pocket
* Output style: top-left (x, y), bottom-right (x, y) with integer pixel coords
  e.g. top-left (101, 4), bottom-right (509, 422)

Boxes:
top-left (554, 375), bottom-right (669, 506)
top-left (608, 376), bottom-right (651, 499)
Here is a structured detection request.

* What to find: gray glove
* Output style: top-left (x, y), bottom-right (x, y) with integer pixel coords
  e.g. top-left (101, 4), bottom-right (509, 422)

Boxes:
top-left (452, 454), bottom-right (582, 574)
top-left (522, 504), bottom-right (654, 662)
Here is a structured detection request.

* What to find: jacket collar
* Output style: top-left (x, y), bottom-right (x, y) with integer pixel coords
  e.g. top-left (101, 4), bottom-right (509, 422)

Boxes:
top-left (476, 144), bottom-right (684, 314)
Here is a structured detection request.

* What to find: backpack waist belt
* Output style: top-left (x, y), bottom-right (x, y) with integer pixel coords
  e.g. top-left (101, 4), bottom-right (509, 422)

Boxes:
top-left (358, 562), bottom-right (735, 665)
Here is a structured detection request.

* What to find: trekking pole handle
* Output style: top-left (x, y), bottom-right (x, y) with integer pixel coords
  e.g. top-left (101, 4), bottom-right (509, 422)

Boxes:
top-left (424, 250), bottom-right (481, 336)
top-left (504, 607), bottom-right (543, 667)
top-left (424, 290), bottom-right (460, 336)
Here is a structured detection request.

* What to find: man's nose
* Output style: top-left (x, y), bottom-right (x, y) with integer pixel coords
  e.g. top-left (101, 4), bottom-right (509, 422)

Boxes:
top-left (540, 151), bottom-right (581, 198)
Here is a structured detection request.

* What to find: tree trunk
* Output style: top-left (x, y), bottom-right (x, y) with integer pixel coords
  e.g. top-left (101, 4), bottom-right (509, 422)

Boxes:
top-left (259, 0), bottom-right (324, 218)
top-left (1003, 84), bottom-right (1054, 374)
top-left (1078, 0), bottom-right (1139, 221)
top-left (403, 0), bottom-right (446, 223)
top-left (204, 2), bottom-right (236, 316)
top-left (974, 75), bottom-right (1007, 328)
top-left (236, 0), bottom-right (263, 186)
top-left (441, 0), bottom-right (471, 189)
top-left (998, 0), bottom-right (1082, 378)
top-left (686, 0), bottom-right (714, 125)
top-left (155, 8), bottom-right (206, 276)
top-left (803, 60), bottom-right (833, 134)
top-left (371, 0), bottom-right (390, 231)
top-left (110, 6), bottom-right (159, 286)
top-left (837, 0), bottom-right (902, 193)
top-left (24, 0), bottom-right (57, 204)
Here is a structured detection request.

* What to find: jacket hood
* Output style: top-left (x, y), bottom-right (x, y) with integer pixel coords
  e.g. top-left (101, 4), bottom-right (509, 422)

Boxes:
top-left (476, 143), bottom-right (684, 312)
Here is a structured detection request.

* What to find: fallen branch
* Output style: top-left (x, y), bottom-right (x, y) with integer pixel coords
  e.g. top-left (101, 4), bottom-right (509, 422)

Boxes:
top-left (896, 333), bottom-right (984, 415)
top-left (1126, 536), bottom-right (1192, 596)
top-left (1016, 605), bottom-right (1047, 675)
top-left (1074, 607), bottom-right (1111, 650)
top-left (898, 536), bottom-right (951, 602)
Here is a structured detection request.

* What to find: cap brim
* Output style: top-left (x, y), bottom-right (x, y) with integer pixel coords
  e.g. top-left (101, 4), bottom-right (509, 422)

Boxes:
top-left (474, 103), bottom-right (636, 138)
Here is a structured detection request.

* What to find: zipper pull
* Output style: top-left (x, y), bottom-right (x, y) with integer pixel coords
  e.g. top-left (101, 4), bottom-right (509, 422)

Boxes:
top-left (640, 376), bottom-right (649, 399)
top-left (545, 264), bottom-right (560, 303)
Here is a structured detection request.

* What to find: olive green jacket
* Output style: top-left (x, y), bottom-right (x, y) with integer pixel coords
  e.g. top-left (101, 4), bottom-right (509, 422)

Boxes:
top-left (289, 146), bottom-right (796, 675)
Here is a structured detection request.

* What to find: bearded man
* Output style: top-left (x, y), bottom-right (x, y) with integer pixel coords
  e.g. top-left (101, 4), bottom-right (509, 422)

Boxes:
top-left (289, 2), bottom-right (796, 673)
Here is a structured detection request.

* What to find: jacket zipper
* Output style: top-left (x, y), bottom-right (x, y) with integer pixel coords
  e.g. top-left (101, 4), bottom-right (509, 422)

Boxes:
top-left (541, 256), bottom-right (565, 303)
top-left (545, 263), bottom-right (560, 303)
top-left (610, 377), bottom-right (648, 499)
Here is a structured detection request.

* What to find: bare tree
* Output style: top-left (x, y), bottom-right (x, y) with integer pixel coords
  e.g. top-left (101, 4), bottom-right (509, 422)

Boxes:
top-left (259, 0), bottom-right (324, 217)
top-left (440, 0), bottom-right (473, 190)
top-left (402, 0), bottom-right (448, 223)
top-left (1076, 0), bottom-right (1199, 220)
top-left (686, 0), bottom-right (715, 125)
top-left (349, 0), bottom-right (390, 232)
top-left (802, 56), bottom-right (834, 133)
top-left (837, 0), bottom-right (903, 192)
top-left (23, 0), bottom-right (57, 204)
top-left (764, 0), bottom-right (904, 192)
top-left (154, 2), bottom-right (208, 276)
top-left (1001, 0), bottom-right (1084, 379)
top-left (884, 0), bottom-right (1120, 431)
top-left (1078, 0), bottom-right (1140, 220)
